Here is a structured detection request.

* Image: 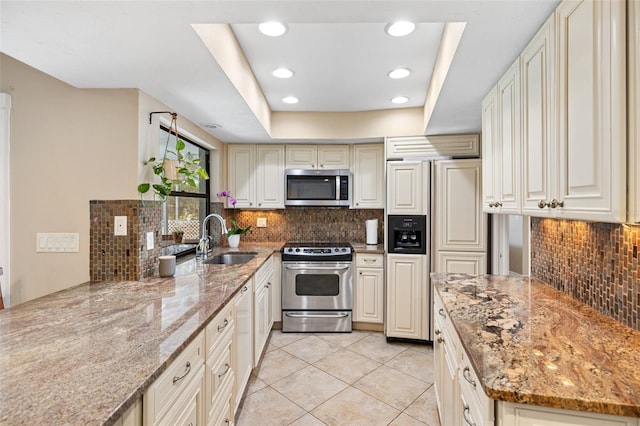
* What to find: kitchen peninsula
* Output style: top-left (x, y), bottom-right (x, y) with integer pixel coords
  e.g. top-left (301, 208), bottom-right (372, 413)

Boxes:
top-left (432, 273), bottom-right (640, 425)
top-left (0, 243), bottom-right (282, 425)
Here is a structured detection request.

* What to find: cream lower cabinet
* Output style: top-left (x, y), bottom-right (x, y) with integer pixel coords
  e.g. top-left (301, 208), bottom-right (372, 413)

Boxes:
top-left (354, 253), bottom-right (384, 324)
top-left (497, 402), bottom-right (639, 426)
top-left (143, 332), bottom-right (207, 426)
top-left (254, 257), bottom-right (274, 366)
top-left (232, 279), bottom-right (253, 411)
top-left (386, 254), bottom-right (427, 340)
top-left (114, 399), bottom-right (142, 426)
top-left (351, 144), bottom-right (384, 209)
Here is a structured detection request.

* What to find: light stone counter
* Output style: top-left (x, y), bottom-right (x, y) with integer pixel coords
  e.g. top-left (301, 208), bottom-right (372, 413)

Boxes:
top-left (0, 242), bottom-right (284, 425)
top-left (432, 273), bottom-right (640, 418)
top-left (350, 242), bottom-right (385, 254)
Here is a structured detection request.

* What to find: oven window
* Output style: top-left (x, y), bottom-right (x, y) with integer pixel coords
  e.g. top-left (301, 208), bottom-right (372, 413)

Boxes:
top-left (295, 274), bottom-right (340, 296)
top-left (287, 176), bottom-right (337, 200)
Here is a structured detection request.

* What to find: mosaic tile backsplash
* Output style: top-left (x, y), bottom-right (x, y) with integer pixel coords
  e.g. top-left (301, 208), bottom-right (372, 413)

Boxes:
top-left (90, 200), bottom-right (162, 281)
top-left (222, 207), bottom-right (385, 244)
top-left (531, 217), bottom-right (639, 331)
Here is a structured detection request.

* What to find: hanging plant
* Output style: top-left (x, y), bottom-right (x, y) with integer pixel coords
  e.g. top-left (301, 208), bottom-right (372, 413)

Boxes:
top-left (138, 113), bottom-right (209, 201)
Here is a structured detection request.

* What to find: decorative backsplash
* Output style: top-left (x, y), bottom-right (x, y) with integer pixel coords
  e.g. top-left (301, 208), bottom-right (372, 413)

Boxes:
top-left (223, 207), bottom-right (385, 244)
top-left (90, 200), bottom-right (162, 281)
top-left (531, 217), bottom-right (639, 331)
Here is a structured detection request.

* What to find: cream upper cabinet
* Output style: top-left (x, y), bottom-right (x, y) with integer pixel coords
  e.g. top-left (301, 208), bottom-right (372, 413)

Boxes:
top-left (629, 0), bottom-right (640, 223)
top-left (352, 144), bottom-right (384, 209)
top-left (227, 144), bottom-right (285, 209)
top-left (354, 253), bottom-right (384, 324)
top-left (256, 145), bottom-right (285, 209)
top-left (285, 145), bottom-right (349, 169)
top-left (481, 87), bottom-right (499, 213)
top-left (434, 159), bottom-right (485, 252)
top-left (555, 0), bottom-right (626, 222)
top-left (521, 15), bottom-right (557, 217)
top-left (227, 145), bottom-right (255, 209)
top-left (386, 161), bottom-right (425, 215)
top-left (481, 57), bottom-right (521, 214)
top-left (386, 253), bottom-right (427, 340)
top-left (496, 58), bottom-right (522, 214)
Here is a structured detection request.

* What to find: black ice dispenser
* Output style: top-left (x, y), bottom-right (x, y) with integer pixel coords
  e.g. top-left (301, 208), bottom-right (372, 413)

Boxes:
top-left (387, 215), bottom-right (427, 254)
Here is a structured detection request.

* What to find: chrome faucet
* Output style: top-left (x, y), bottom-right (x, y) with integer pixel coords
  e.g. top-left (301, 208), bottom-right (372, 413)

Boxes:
top-left (197, 214), bottom-right (228, 259)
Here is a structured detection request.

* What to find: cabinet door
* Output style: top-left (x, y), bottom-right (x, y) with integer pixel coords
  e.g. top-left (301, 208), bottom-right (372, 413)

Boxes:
top-left (481, 87), bottom-right (498, 213)
top-left (285, 145), bottom-right (317, 169)
top-left (253, 281), bottom-right (268, 366)
top-left (227, 145), bottom-right (255, 208)
top-left (317, 145), bottom-right (350, 169)
top-left (157, 365), bottom-right (205, 426)
top-left (521, 15), bottom-right (556, 216)
top-left (386, 254), bottom-right (426, 339)
top-left (386, 161), bottom-right (424, 215)
top-left (354, 267), bottom-right (384, 324)
top-left (233, 282), bottom-right (253, 410)
top-left (556, 0), bottom-right (626, 222)
top-left (497, 401), bottom-right (640, 426)
top-left (434, 160), bottom-right (485, 252)
top-left (435, 252), bottom-right (486, 275)
top-left (352, 144), bottom-right (384, 209)
top-left (629, 0), bottom-right (640, 223)
top-left (256, 145), bottom-right (285, 209)
top-left (496, 58), bottom-right (522, 214)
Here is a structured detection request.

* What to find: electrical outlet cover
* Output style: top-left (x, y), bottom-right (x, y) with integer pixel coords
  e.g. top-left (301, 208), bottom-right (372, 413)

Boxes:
top-left (257, 217), bottom-right (267, 228)
top-left (114, 216), bottom-right (127, 236)
top-left (146, 232), bottom-right (154, 250)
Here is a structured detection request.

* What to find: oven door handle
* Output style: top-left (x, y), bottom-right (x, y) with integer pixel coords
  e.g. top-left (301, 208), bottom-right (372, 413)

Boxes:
top-left (285, 312), bottom-right (350, 319)
top-left (284, 265), bottom-right (351, 271)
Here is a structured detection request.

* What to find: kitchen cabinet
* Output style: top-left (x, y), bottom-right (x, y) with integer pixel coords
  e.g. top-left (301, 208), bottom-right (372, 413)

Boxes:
top-left (554, 0), bottom-right (626, 223)
top-left (254, 256), bottom-right (274, 366)
top-left (270, 252), bottom-right (282, 323)
top-left (351, 143), bottom-right (384, 209)
top-left (353, 253), bottom-right (384, 324)
top-left (386, 161), bottom-right (426, 215)
top-left (285, 145), bottom-right (349, 169)
top-left (385, 253), bottom-right (427, 340)
top-left (497, 402), bottom-right (640, 426)
top-left (232, 279), bottom-right (253, 411)
top-left (483, 58), bottom-right (521, 214)
top-left (629, 0), bottom-right (640, 223)
top-left (521, 15), bottom-right (557, 217)
top-left (143, 331), bottom-right (206, 425)
top-left (385, 134), bottom-right (480, 159)
top-left (114, 399), bottom-right (142, 426)
top-left (227, 144), bottom-right (285, 209)
top-left (435, 252), bottom-right (486, 275)
top-left (205, 302), bottom-right (235, 426)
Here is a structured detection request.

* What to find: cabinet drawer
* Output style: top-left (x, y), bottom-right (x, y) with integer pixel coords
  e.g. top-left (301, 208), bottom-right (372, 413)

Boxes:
top-left (459, 357), bottom-right (494, 426)
top-left (144, 332), bottom-right (205, 424)
top-left (206, 341), bottom-right (233, 411)
top-left (206, 303), bottom-right (234, 358)
top-left (356, 253), bottom-right (384, 268)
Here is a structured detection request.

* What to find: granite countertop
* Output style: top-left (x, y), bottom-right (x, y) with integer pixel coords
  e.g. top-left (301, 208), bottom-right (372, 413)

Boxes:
top-left (431, 273), bottom-right (640, 418)
top-left (351, 242), bottom-right (385, 254)
top-left (0, 242), bottom-right (284, 426)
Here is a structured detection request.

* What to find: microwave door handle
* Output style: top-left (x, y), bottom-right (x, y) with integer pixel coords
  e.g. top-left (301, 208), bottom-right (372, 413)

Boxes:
top-left (336, 176), bottom-right (340, 201)
top-left (284, 265), bottom-right (351, 271)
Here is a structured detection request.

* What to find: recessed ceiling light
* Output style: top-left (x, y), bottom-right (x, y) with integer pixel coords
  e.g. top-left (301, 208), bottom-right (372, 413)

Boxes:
top-left (282, 96), bottom-right (299, 104)
top-left (386, 21), bottom-right (416, 37)
top-left (388, 68), bottom-right (411, 79)
top-left (391, 96), bottom-right (409, 104)
top-left (258, 22), bottom-right (288, 37)
top-left (273, 68), bottom-right (294, 79)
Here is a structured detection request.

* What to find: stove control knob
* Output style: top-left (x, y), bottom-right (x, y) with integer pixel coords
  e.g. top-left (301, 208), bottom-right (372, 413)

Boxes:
top-left (340, 248), bottom-right (346, 252)
top-left (295, 248), bottom-right (300, 252)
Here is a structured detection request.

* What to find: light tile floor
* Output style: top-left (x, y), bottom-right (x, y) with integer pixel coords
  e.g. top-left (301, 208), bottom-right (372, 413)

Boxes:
top-left (236, 330), bottom-right (442, 426)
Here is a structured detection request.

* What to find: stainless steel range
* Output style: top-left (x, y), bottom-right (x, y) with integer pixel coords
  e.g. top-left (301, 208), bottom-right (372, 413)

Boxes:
top-left (281, 242), bottom-right (353, 333)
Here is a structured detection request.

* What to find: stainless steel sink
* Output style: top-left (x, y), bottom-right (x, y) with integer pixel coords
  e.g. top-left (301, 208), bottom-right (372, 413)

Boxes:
top-left (203, 251), bottom-right (258, 265)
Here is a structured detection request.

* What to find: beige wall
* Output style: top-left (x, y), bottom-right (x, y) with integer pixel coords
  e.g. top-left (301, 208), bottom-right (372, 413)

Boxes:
top-left (1, 54), bottom-right (224, 305)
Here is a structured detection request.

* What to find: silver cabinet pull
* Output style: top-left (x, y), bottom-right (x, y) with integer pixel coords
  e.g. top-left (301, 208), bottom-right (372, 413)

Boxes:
top-left (224, 419), bottom-right (230, 425)
top-left (550, 198), bottom-right (564, 208)
top-left (463, 404), bottom-right (476, 426)
top-left (538, 200), bottom-right (549, 209)
top-left (494, 201), bottom-right (502, 207)
top-left (217, 318), bottom-right (229, 332)
top-left (438, 308), bottom-right (446, 318)
top-left (241, 285), bottom-right (249, 294)
top-left (172, 361), bottom-right (191, 384)
top-left (363, 258), bottom-right (375, 263)
top-left (463, 366), bottom-right (477, 388)
top-left (434, 329), bottom-right (442, 335)
top-left (218, 362), bottom-right (231, 379)
top-left (437, 336), bottom-right (444, 343)
top-left (488, 202), bottom-right (495, 207)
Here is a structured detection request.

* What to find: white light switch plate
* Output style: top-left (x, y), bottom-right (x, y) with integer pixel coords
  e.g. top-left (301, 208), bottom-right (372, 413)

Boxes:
top-left (36, 233), bottom-right (79, 253)
top-left (257, 217), bottom-right (267, 228)
top-left (114, 216), bottom-right (127, 236)
top-left (146, 232), bottom-right (154, 250)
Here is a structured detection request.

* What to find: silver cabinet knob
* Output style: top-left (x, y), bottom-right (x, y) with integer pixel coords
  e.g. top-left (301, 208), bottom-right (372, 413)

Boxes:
top-left (538, 200), bottom-right (549, 209)
top-left (550, 199), bottom-right (564, 208)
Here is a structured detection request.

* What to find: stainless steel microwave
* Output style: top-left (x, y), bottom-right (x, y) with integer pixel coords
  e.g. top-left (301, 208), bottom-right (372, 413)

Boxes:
top-left (284, 169), bottom-right (351, 207)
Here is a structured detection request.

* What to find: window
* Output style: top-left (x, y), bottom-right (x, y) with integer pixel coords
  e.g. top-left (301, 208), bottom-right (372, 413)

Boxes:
top-left (159, 126), bottom-right (210, 244)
